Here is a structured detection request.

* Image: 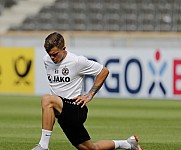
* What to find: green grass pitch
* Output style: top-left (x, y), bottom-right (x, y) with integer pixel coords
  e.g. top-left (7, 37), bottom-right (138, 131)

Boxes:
top-left (0, 95), bottom-right (181, 150)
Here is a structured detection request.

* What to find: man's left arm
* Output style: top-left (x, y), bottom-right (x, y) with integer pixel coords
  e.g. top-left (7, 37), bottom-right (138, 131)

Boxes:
top-left (75, 67), bottom-right (109, 108)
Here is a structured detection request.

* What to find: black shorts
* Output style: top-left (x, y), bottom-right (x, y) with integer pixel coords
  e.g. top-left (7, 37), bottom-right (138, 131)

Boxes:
top-left (57, 97), bottom-right (91, 146)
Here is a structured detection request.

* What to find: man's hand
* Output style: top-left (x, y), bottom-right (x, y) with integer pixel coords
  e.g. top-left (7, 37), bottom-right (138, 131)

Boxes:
top-left (73, 94), bottom-right (93, 108)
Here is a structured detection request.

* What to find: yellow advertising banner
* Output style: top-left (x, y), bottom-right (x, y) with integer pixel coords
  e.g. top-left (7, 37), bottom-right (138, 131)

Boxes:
top-left (0, 47), bottom-right (34, 94)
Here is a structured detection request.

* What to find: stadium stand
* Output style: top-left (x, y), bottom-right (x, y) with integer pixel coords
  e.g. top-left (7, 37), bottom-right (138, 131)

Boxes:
top-left (0, 0), bottom-right (56, 33)
top-left (0, 0), bottom-right (17, 9)
top-left (0, 0), bottom-right (16, 15)
top-left (1, 0), bottom-right (181, 32)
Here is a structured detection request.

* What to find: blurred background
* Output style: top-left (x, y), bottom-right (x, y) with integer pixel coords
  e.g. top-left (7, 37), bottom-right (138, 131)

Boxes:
top-left (0, 0), bottom-right (181, 99)
top-left (1, 1), bottom-right (181, 149)
top-left (1, 0), bottom-right (181, 32)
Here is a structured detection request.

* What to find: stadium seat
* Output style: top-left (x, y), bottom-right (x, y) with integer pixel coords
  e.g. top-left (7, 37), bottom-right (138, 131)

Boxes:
top-left (5, 0), bottom-right (181, 32)
top-left (4, 0), bottom-right (17, 8)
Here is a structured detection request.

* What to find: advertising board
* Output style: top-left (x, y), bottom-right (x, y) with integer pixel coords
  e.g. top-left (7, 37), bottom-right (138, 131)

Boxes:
top-left (71, 47), bottom-right (181, 99)
top-left (0, 48), bottom-right (34, 94)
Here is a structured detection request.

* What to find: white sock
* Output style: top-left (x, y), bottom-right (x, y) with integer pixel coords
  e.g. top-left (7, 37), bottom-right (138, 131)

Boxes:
top-left (39, 129), bottom-right (52, 149)
top-left (113, 140), bottom-right (131, 149)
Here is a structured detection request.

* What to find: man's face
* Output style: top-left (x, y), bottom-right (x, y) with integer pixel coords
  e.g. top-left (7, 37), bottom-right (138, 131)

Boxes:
top-left (48, 47), bottom-right (65, 64)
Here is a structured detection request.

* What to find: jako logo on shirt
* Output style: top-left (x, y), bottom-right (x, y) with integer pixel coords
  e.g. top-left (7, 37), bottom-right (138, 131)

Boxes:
top-left (47, 67), bottom-right (70, 83)
top-left (48, 75), bottom-right (70, 83)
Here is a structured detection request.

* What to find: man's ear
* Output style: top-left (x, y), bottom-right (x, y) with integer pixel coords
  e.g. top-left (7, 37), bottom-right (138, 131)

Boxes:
top-left (63, 47), bottom-right (66, 50)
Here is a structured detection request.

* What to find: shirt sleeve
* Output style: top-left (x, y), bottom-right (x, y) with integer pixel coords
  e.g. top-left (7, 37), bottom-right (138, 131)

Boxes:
top-left (77, 56), bottom-right (103, 76)
top-left (43, 54), bottom-right (49, 69)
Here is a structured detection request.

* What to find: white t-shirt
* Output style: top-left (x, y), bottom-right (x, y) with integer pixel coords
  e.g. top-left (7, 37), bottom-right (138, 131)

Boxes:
top-left (43, 51), bottom-right (103, 99)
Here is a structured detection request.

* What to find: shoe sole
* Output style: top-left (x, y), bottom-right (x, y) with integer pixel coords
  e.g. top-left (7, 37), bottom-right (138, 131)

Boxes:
top-left (136, 144), bottom-right (144, 150)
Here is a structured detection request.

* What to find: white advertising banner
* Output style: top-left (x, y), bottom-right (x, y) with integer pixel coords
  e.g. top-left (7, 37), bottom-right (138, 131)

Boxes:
top-left (1, 33), bottom-right (181, 99)
top-left (68, 47), bottom-right (181, 99)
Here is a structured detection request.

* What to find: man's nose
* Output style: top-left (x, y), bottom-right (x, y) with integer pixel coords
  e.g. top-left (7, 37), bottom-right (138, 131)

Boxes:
top-left (50, 55), bottom-right (54, 59)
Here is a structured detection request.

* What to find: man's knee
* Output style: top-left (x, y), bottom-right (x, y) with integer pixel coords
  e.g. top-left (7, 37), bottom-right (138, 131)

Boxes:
top-left (41, 94), bottom-right (63, 114)
top-left (41, 94), bottom-right (52, 108)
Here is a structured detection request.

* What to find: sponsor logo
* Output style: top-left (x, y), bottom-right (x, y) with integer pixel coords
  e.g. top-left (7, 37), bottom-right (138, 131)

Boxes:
top-left (45, 134), bottom-right (51, 136)
top-left (48, 74), bottom-right (70, 83)
top-left (148, 50), bottom-right (167, 95)
top-left (14, 56), bottom-right (32, 85)
top-left (84, 49), bottom-right (181, 98)
top-left (47, 67), bottom-right (70, 83)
